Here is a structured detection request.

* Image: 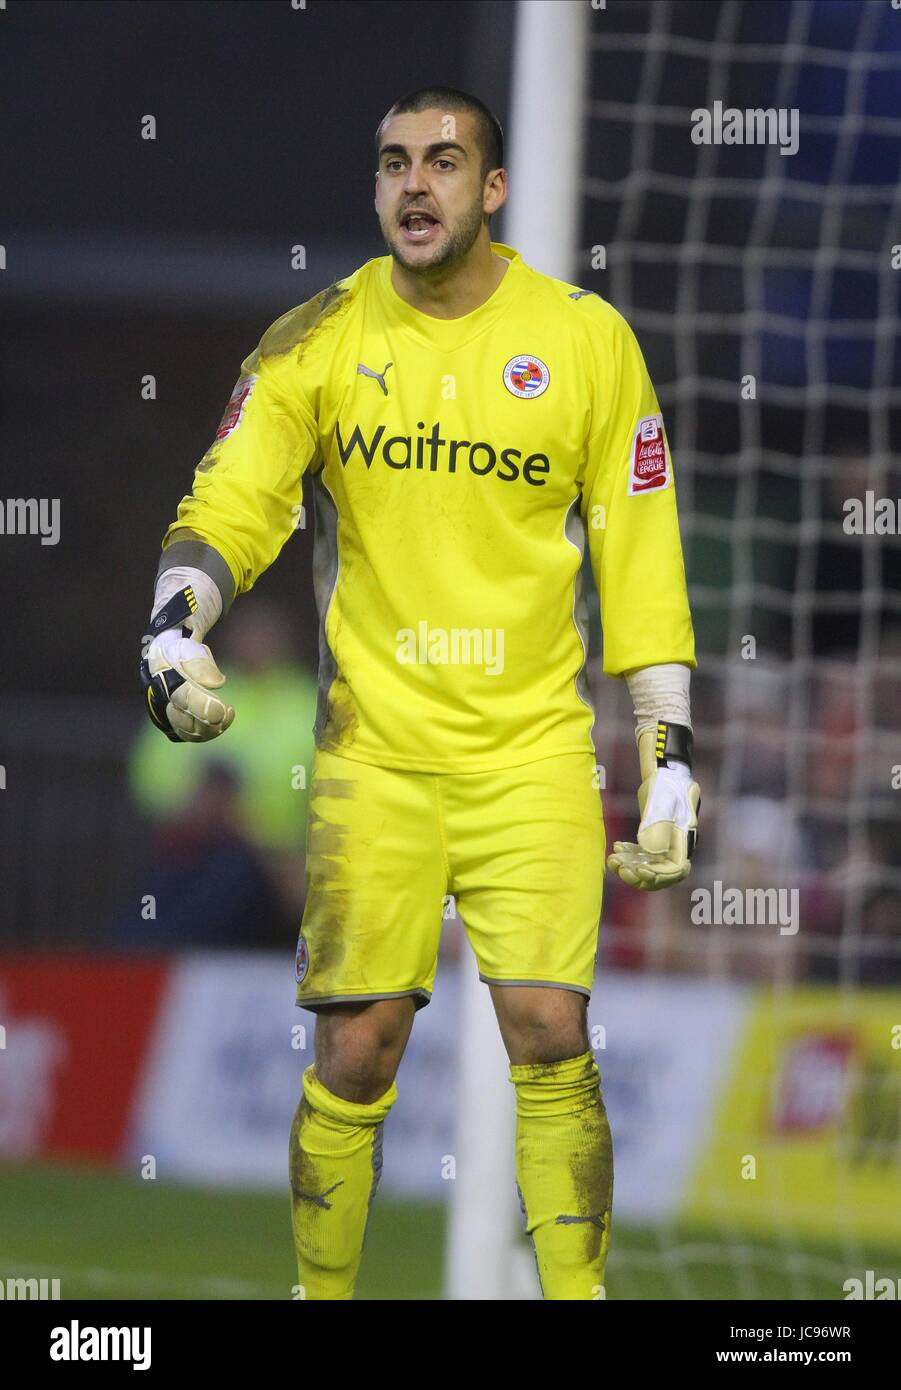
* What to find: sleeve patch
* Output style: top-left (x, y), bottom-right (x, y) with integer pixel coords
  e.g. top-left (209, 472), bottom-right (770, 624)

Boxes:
top-left (629, 414), bottom-right (671, 495)
top-left (215, 375), bottom-right (257, 441)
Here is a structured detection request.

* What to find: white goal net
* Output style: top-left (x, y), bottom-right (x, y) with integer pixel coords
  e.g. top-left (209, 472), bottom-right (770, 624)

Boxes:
top-left (448, 0), bottom-right (901, 1300)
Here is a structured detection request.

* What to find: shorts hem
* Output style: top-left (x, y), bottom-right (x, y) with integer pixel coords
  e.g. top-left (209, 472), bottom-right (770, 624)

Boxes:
top-left (296, 986), bottom-right (432, 1013)
top-left (478, 974), bottom-right (592, 999)
top-left (313, 740), bottom-right (597, 776)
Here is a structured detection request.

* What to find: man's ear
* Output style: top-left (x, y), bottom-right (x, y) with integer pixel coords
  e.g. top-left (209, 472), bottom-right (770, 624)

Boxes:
top-left (484, 167), bottom-right (507, 220)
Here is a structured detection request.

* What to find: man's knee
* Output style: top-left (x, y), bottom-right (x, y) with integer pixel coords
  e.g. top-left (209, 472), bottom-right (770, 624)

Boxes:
top-left (312, 996), bottom-right (416, 1103)
top-left (490, 985), bottom-right (590, 1065)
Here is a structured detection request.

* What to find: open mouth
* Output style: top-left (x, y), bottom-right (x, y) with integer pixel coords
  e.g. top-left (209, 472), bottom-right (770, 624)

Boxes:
top-left (399, 210), bottom-right (441, 242)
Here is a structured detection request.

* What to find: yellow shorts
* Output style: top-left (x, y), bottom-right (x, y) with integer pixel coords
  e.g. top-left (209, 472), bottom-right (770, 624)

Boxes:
top-left (294, 747), bottom-right (605, 1012)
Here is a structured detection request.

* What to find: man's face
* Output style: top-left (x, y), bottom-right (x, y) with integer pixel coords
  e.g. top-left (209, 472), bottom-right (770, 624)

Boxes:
top-left (374, 108), bottom-right (501, 272)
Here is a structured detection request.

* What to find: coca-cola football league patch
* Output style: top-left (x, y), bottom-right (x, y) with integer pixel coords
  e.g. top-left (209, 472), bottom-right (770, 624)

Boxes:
top-left (629, 414), bottom-right (671, 494)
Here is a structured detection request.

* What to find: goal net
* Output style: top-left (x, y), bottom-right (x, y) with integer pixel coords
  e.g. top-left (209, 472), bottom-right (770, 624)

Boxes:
top-left (448, 0), bottom-right (901, 1300)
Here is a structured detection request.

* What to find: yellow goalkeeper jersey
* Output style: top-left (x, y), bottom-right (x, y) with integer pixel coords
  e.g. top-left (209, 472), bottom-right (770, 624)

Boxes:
top-left (162, 242), bottom-right (696, 772)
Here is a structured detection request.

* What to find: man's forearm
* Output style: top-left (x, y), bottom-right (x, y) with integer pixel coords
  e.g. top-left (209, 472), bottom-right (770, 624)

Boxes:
top-left (624, 662), bottom-right (692, 741)
top-left (608, 661), bottom-right (700, 889)
top-left (156, 533), bottom-right (237, 619)
top-left (150, 565), bottom-right (223, 645)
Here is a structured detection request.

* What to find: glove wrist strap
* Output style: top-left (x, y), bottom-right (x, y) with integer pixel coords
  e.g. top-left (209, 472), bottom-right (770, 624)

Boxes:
top-left (148, 585), bottom-right (199, 639)
top-left (654, 720), bottom-right (693, 771)
top-left (638, 721), bottom-right (694, 781)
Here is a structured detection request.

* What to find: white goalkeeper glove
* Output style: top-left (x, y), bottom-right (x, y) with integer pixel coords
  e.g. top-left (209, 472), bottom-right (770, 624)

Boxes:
top-left (606, 721), bottom-right (700, 891)
top-left (140, 576), bottom-right (235, 743)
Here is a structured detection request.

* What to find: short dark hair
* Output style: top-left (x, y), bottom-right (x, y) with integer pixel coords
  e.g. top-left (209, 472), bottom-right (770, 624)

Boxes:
top-left (375, 86), bottom-right (504, 182)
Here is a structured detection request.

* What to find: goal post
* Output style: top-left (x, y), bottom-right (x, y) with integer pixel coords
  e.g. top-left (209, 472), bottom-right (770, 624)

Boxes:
top-left (443, 0), bottom-right (591, 1302)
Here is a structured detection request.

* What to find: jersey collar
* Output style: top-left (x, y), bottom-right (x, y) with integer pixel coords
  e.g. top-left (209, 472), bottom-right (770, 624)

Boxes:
top-left (375, 241), bottom-right (524, 348)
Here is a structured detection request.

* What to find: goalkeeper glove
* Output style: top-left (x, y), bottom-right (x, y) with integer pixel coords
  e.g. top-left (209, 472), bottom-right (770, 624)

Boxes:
top-left (606, 721), bottom-right (700, 890)
top-left (139, 583), bottom-right (235, 743)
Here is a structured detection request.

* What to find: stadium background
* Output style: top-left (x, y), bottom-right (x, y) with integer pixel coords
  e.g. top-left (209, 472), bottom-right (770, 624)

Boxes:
top-left (1, 0), bottom-right (900, 1300)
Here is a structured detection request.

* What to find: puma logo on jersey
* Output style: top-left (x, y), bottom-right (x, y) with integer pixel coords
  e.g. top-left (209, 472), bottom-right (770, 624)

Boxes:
top-left (556, 1211), bottom-right (607, 1229)
top-left (569, 289), bottom-right (600, 300)
top-left (357, 361), bottom-right (393, 396)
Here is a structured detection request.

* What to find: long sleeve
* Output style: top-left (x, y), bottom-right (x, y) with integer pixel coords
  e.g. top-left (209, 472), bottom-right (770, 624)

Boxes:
top-left (162, 331), bottom-right (319, 597)
top-left (580, 305), bottom-right (696, 676)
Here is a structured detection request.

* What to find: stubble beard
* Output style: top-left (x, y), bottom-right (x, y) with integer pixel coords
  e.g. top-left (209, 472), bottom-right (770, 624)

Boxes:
top-left (382, 195), bottom-right (488, 275)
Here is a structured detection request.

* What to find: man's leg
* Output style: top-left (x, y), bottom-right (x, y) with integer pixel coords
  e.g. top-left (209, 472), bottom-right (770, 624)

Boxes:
top-left (490, 984), bottom-right (613, 1301)
top-left (289, 749), bottom-right (445, 1299)
top-left (289, 996), bottom-right (416, 1300)
top-left (443, 750), bottom-right (610, 1302)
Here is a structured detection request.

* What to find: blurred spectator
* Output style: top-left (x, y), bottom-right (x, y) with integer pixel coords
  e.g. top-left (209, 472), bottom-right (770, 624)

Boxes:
top-left (801, 656), bottom-right (901, 984)
top-left (813, 444), bottom-right (901, 658)
top-left (128, 598), bottom-right (318, 929)
top-left (855, 886), bottom-right (901, 986)
top-left (110, 764), bottom-right (291, 949)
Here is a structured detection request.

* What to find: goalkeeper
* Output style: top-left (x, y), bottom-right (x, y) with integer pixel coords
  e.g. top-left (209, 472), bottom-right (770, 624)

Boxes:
top-left (140, 86), bottom-right (699, 1301)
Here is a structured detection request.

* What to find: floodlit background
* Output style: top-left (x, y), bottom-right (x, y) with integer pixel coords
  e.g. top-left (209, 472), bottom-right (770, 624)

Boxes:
top-left (1, 0), bottom-right (900, 1300)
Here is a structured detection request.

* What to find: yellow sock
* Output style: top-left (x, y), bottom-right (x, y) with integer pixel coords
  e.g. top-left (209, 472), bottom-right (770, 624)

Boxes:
top-left (510, 1049), bottom-right (614, 1300)
top-left (289, 1063), bottom-right (397, 1300)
